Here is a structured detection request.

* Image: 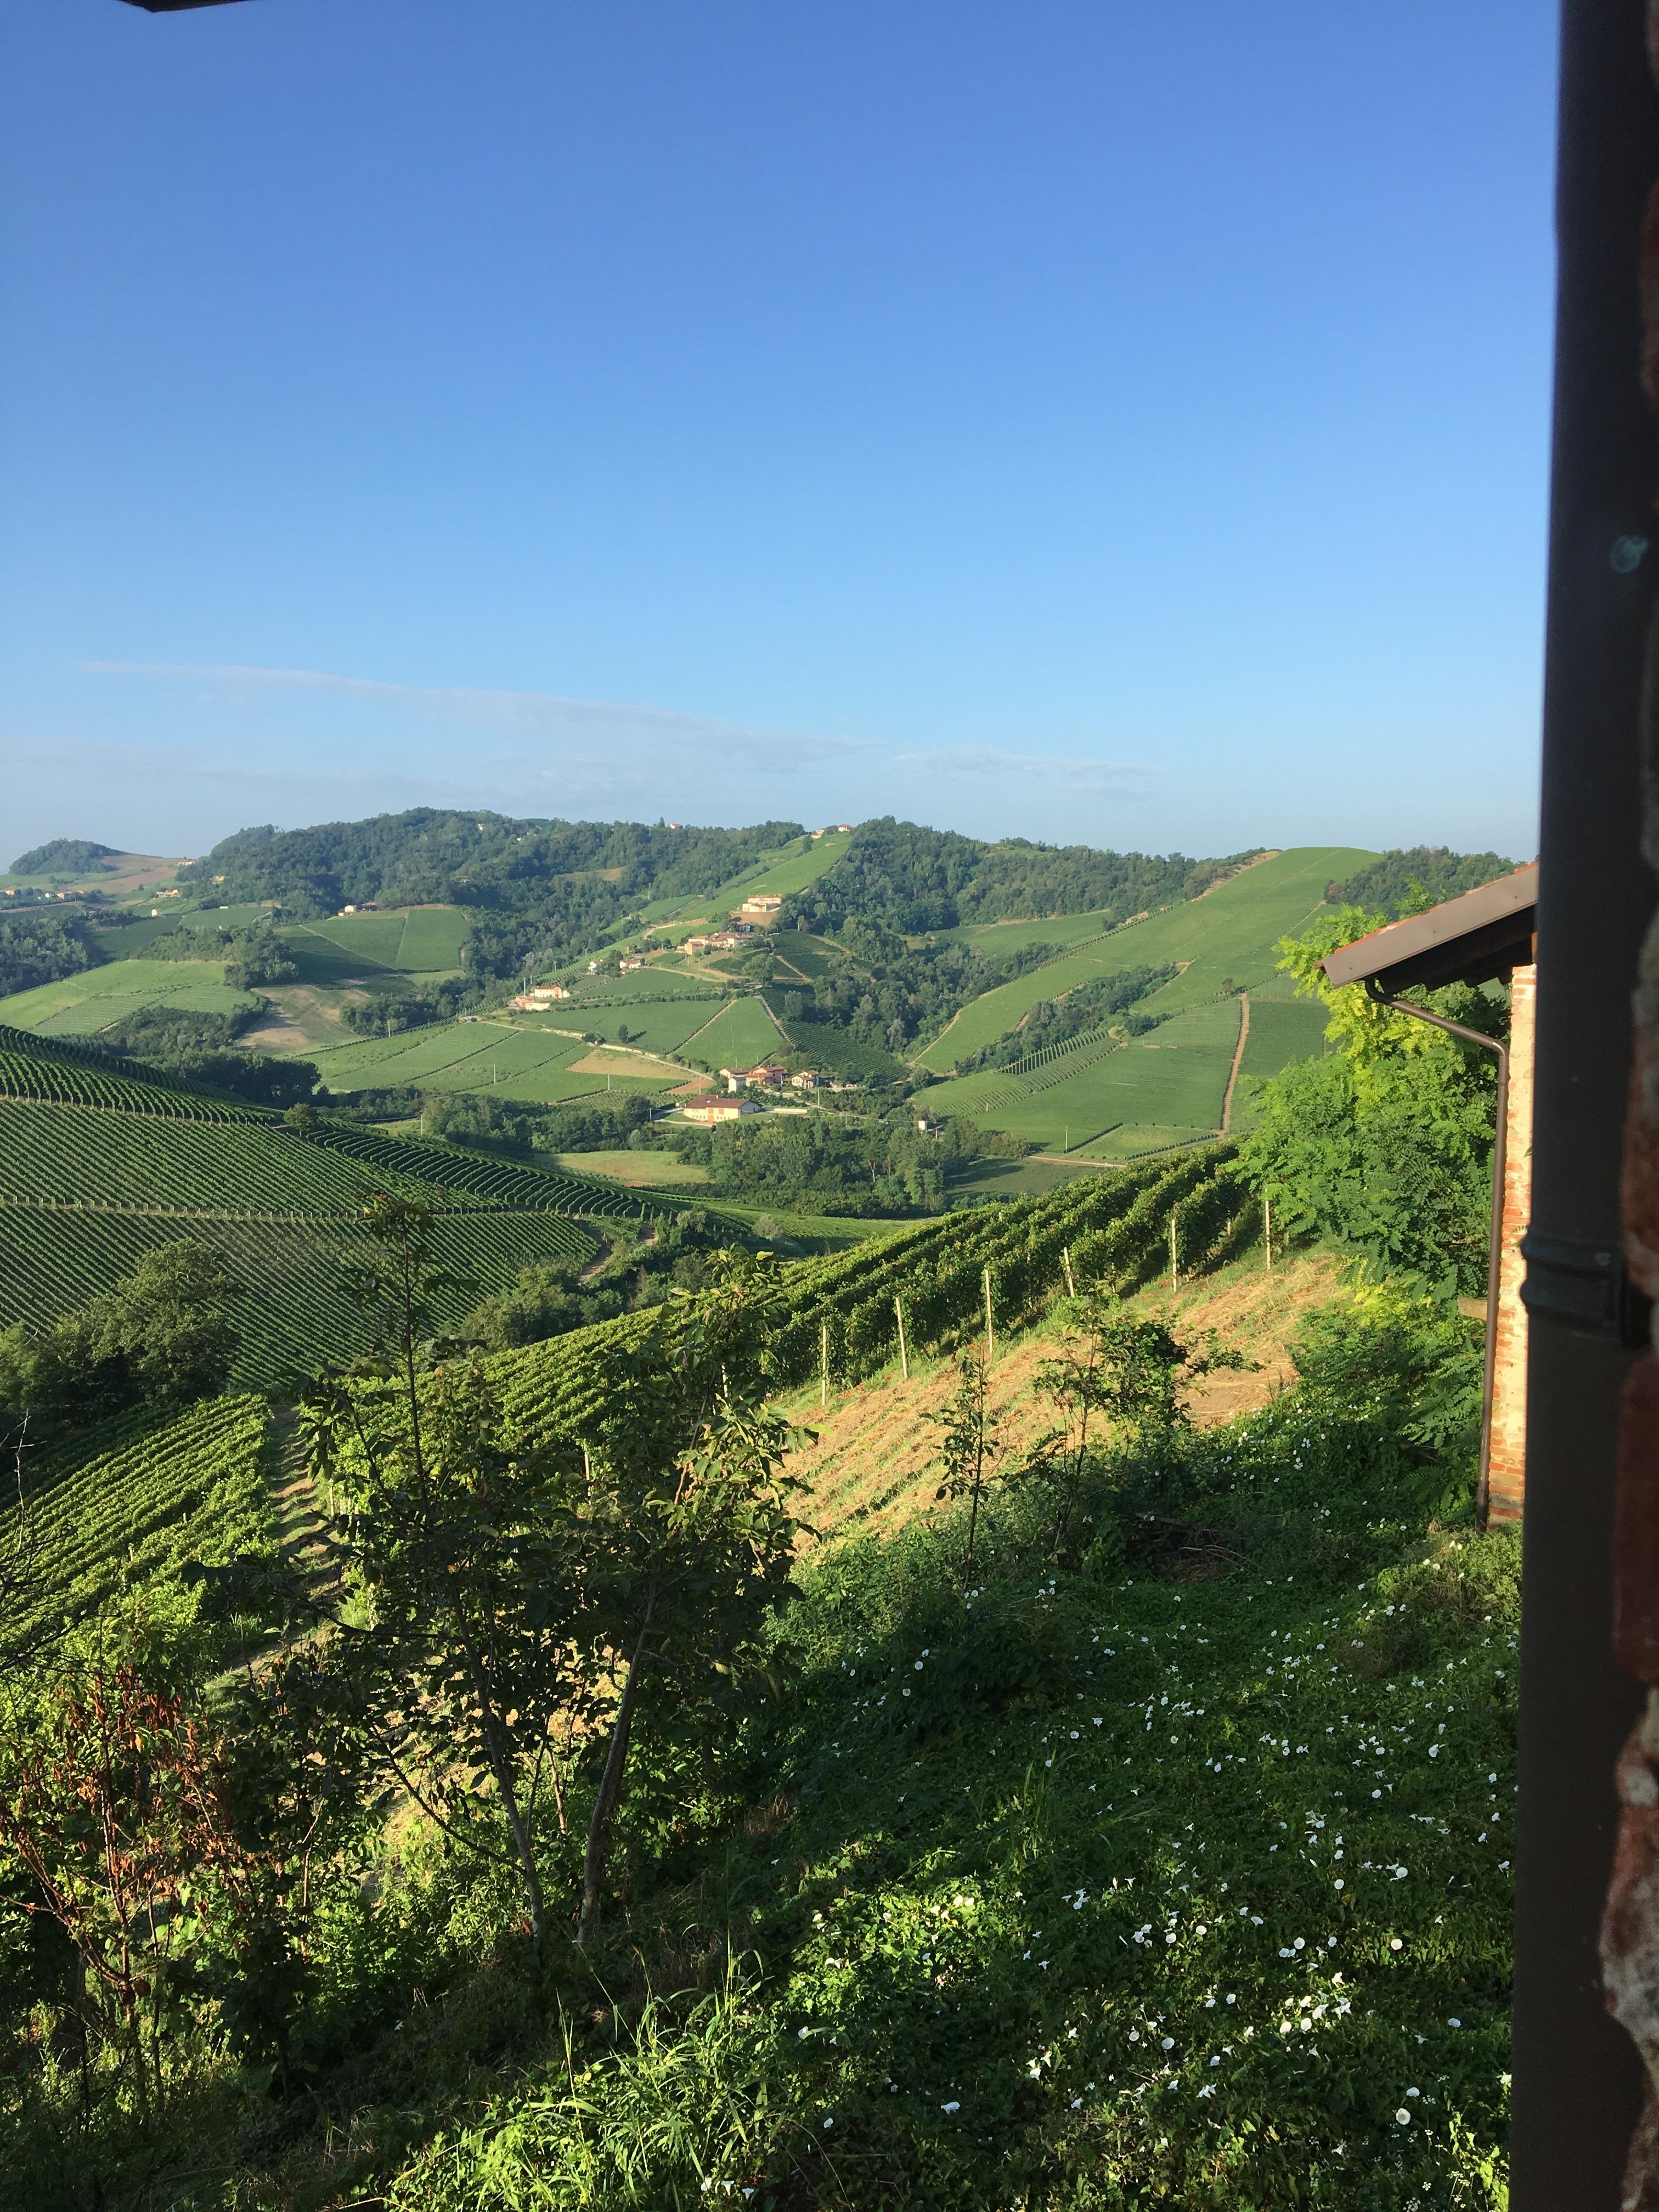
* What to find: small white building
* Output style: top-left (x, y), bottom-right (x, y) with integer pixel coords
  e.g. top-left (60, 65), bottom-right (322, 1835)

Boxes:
top-left (681, 1094), bottom-right (760, 1124)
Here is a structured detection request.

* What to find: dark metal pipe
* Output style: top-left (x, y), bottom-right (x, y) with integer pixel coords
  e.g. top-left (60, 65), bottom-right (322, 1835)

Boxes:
top-left (1364, 981), bottom-right (1508, 1531)
top-left (1511, 1), bottom-right (1657, 2195)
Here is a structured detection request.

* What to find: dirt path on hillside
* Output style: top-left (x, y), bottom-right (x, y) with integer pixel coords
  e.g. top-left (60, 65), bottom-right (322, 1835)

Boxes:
top-left (1219, 992), bottom-right (1250, 1133)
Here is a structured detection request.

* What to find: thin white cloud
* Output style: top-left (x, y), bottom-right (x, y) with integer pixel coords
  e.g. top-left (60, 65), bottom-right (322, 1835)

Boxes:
top-left (88, 660), bottom-right (876, 768)
top-left (892, 742), bottom-right (1156, 797)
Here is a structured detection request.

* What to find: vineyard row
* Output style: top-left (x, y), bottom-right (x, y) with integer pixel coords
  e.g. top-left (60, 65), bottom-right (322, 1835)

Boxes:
top-left (494, 1149), bottom-right (1253, 1449)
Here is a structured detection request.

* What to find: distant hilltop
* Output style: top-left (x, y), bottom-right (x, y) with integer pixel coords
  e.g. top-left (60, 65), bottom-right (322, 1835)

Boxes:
top-left (8, 838), bottom-right (124, 876)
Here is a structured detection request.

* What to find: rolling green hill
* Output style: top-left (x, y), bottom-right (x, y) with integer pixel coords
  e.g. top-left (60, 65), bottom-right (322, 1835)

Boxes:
top-left (907, 848), bottom-right (1370, 1155)
top-left (282, 904), bottom-right (470, 975)
top-left (306, 1018), bottom-right (680, 1103)
top-left (914, 848), bottom-right (1370, 1075)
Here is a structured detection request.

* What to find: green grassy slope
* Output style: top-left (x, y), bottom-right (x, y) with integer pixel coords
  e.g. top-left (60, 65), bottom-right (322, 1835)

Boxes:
top-left (923, 984), bottom-right (1333, 1160)
top-left (675, 996), bottom-right (785, 1071)
top-left (0, 959), bottom-right (261, 1037)
top-left (425, 1408), bottom-right (1508, 2210)
top-left (290, 905), bottom-right (470, 972)
top-left (914, 848), bottom-right (1372, 1075)
top-left (307, 1019), bottom-right (679, 1104)
top-left (568, 998), bottom-right (728, 1054)
top-left (930, 907), bottom-right (1143, 955)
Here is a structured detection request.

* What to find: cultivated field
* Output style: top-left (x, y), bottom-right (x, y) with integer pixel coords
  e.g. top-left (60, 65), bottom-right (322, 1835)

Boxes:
top-left (674, 994), bottom-right (787, 1071)
top-left (0, 1030), bottom-right (698, 1386)
top-left (0, 958), bottom-right (261, 1037)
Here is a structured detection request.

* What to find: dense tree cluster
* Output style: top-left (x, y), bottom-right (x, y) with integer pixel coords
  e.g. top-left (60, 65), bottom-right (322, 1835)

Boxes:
top-left (7, 838), bottom-right (121, 876)
top-left (783, 817), bottom-right (1252, 936)
top-left (0, 912), bottom-right (96, 997)
top-left (952, 962), bottom-right (1175, 1074)
top-left (461, 1211), bottom-right (731, 1347)
top-left (0, 1242), bottom-right (238, 1428)
top-left (177, 812), bottom-right (806, 976)
top-left (146, 923), bottom-right (298, 990)
top-left (776, 933), bottom-right (1064, 1067)
top-left (97, 1007), bottom-right (321, 1108)
top-left (337, 974), bottom-right (475, 1036)
top-left (413, 1088), bottom-right (655, 1153)
top-left (1324, 847), bottom-right (1516, 919)
top-left (669, 1108), bottom-right (1022, 1214)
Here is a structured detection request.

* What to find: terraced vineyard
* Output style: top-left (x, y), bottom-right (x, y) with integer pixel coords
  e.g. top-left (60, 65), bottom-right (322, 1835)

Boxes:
top-left (0, 1201), bottom-right (597, 1389)
top-left (494, 1148), bottom-right (1253, 1447)
top-left (6, 1394), bottom-right (277, 1658)
top-left (0, 1099), bottom-right (412, 1214)
top-left (0, 1022), bottom-right (253, 1118)
top-left (7, 1151), bottom-right (1256, 1662)
top-left (301, 1120), bottom-right (673, 1218)
top-left (0, 1031), bottom-right (703, 1386)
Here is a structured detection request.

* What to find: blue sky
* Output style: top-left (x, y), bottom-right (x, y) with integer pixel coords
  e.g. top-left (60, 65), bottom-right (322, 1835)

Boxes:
top-left (0, 0), bottom-right (1558, 865)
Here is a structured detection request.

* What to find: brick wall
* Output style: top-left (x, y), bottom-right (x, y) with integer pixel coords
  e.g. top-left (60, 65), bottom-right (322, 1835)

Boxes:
top-left (1487, 963), bottom-right (1535, 1523)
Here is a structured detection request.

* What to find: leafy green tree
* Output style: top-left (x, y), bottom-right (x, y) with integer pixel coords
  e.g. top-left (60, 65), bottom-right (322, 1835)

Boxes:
top-left (1289, 1276), bottom-right (1483, 1474)
top-left (1026, 1298), bottom-right (1245, 1553)
top-left (568, 1250), bottom-right (808, 1944)
top-left (94, 1243), bottom-right (240, 1408)
top-left (302, 1206), bottom-right (806, 1953)
top-left (299, 1197), bottom-right (586, 1951)
top-left (1236, 907), bottom-right (1505, 1294)
top-left (0, 911), bottom-right (91, 996)
top-left (0, 1243), bottom-right (239, 1425)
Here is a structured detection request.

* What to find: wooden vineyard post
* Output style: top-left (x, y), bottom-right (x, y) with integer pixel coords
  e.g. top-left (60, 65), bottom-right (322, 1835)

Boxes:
top-left (1062, 1244), bottom-right (1076, 1298)
top-left (895, 1294), bottom-right (910, 1380)
top-left (1169, 1209), bottom-right (1179, 1293)
top-left (821, 1321), bottom-right (830, 1410)
top-left (1264, 1195), bottom-right (1273, 1272)
top-left (983, 1266), bottom-right (995, 1363)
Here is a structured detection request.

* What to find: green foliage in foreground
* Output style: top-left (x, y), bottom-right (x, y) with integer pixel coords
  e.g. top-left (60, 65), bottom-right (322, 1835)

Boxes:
top-left (0, 1283), bottom-right (1504, 2211)
top-left (385, 1346), bottom-right (1513, 2210)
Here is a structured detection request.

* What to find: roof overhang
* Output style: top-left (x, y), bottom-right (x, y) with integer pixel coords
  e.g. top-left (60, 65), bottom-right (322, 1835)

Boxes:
top-left (1321, 863), bottom-right (1538, 995)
